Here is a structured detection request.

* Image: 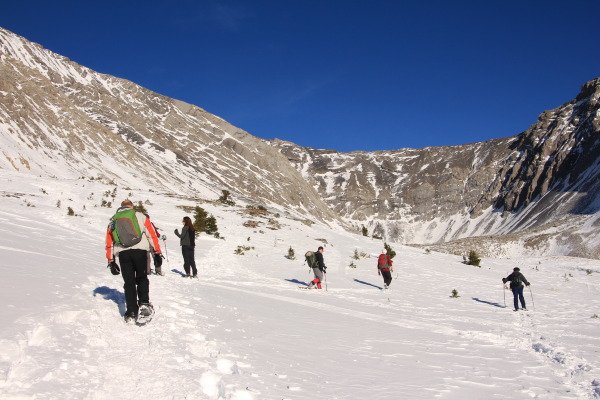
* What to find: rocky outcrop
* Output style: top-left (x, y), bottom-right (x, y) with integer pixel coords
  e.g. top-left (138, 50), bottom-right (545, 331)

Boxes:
top-left (269, 79), bottom-right (600, 256)
top-left (0, 27), bottom-right (340, 223)
top-left (1, 26), bottom-right (599, 257)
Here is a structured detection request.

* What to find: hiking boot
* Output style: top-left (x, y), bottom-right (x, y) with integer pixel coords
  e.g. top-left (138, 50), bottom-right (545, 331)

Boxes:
top-left (192, 274), bottom-right (198, 279)
top-left (139, 303), bottom-right (154, 317)
top-left (182, 274), bottom-right (190, 278)
top-left (124, 312), bottom-right (137, 323)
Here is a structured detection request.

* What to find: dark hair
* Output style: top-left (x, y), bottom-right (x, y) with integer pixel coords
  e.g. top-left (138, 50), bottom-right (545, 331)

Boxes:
top-left (318, 246), bottom-right (324, 251)
top-left (183, 216), bottom-right (195, 231)
top-left (513, 267), bottom-right (520, 272)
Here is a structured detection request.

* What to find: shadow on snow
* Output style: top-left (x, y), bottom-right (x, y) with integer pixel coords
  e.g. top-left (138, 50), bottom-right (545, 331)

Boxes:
top-left (472, 297), bottom-right (506, 308)
top-left (93, 286), bottom-right (126, 315)
top-left (354, 279), bottom-right (383, 290)
top-left (286, 278), bottom-right (309, 287)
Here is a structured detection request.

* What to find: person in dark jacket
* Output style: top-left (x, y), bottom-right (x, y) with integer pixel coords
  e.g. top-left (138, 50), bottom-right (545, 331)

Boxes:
top-left (502, 267), bottom-right (530, 311)
top-left (174, 216), bottom-right (197, 278)
top-left (308, 246), bottom-right (326, 289)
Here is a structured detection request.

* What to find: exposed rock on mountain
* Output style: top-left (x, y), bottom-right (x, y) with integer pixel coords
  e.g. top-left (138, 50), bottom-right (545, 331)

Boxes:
top-left (1, 27), bottom-right (598, 257)
top-left (0, 27), bottom-right (340, 223)
top-left (269, 80), bottom-right (600, 257)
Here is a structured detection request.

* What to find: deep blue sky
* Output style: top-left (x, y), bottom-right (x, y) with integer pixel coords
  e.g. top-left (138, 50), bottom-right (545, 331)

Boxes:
top-left (2, 1), bottom-right (599, 152)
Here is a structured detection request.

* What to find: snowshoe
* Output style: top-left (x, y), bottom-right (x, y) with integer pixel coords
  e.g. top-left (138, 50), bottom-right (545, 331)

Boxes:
top-left (136, 303), bottom-right (155, 326)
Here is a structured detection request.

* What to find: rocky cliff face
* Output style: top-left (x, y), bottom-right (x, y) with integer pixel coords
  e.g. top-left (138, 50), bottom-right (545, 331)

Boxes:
top-left (1, 27), bottom-right (598, 257)
top-left (0, 27), bottom-right (340, 223)
top-left (269, 79), bottom-right (600, 256)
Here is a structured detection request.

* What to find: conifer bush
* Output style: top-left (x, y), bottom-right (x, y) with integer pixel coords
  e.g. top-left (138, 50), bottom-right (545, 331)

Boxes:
top-left (288, 246), bottom-right (296, 260)
top-left (465, 250), bottom-right (481, 267)
top-left (383, 242), bottom-right (396, 258)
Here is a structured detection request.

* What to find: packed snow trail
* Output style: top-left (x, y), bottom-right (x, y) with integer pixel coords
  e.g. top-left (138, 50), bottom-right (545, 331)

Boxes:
top-left (1, 173), bottom-right (599, 399)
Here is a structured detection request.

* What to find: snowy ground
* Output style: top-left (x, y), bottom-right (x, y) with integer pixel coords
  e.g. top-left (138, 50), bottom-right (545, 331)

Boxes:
top-left (1, 171), bottom-right (600, 399)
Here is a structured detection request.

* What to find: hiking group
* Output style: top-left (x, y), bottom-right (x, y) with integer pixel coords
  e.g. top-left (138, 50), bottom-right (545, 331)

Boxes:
top-left (105, 199), bottom-right (533, 324)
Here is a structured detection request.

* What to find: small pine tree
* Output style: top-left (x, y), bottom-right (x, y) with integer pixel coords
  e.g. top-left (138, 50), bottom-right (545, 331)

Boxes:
top-left (67, 207), bottom-right (75, 216)
top-left (384, 242), bottom-right (396, 259)
top-left (361, 225), bottom-right (368, 236)
top-left (205, 215), bottom-right (218, 235)
top-left (218, 190), bottom-right (235, 206)
top-left (451, 289), bottom-right (460, 298)
top-left (288, 246), bottom-right (296, 260)
top-left (353, 249), bottom-right (360, 260)
top-left (467, 250), bottom-right (481, 267)
top-left (193, 206), bottom-right (208, 235)
top-left (133, 201), bottom-right (147, 214)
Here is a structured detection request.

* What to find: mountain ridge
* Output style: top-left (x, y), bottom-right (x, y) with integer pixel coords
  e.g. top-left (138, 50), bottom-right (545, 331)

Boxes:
top-left (1, 26), bottom-right (598, 257)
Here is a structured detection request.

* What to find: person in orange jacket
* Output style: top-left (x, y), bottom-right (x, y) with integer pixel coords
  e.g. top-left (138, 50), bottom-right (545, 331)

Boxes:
top-left (377, 249), bottom-right (394, 289)
top-left (105, 200), bottom-right (162, 323)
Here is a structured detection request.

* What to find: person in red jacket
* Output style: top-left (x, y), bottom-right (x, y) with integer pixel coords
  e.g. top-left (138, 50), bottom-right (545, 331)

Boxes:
top-left (105, 200), bottom-right (162, 323)
top-left (377, 249), bottom-right (394, 289)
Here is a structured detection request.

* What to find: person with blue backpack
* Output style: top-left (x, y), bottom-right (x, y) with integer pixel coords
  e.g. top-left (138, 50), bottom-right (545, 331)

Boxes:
top-left (105, 199), bottom-right (163, 324)
top-left (502, 267), bottom-right (531, 311)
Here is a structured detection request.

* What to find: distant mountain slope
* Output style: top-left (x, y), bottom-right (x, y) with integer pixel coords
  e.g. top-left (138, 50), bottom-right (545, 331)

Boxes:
top-left (0, 27), bottom-right (340, 223)
top-left (1, 26), bottom-right (598, 257)
top-left (270, 79), bottom-right (600, 257)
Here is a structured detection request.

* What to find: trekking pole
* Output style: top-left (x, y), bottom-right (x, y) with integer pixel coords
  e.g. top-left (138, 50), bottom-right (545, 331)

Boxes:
top-left (161, 235), bottom-right (169, 263)
top-left (324, 271), bottom-right (328, 292)
top-left (503, 282), bottom-right (506, 307)
top-left (528, 285), bottom-right (535, 311)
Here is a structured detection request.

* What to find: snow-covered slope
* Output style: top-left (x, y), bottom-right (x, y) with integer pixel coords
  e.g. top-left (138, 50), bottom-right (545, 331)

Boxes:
top-left (1, 170), bottom-right (600, 399)
top-left (1, 25), bottom-right (599, 259)
top-left (0, 27), bottom-right (339, 224)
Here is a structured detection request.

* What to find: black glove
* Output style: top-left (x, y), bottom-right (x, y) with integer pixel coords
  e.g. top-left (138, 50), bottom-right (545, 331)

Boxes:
top-left (526, 282), bottom-right (530, 287)
top-left (108, 261), bottom-right (120, 275)
top-left (502, 278), bottom-right (506, 283)
top-left (154, 253), bottom-right (164, 268)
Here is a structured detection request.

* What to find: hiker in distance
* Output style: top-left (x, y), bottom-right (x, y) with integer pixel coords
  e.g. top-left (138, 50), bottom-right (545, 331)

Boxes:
top-left (105, 200), bottom-right (163, 324)
top-left (308, 246), bottom-right (327, 289)
top-left (377, 249), bottom-right (394, 289)
top-left (502, 267), bottom-right (531, 311)
top-left (174, 216), bottom-right (197, 278)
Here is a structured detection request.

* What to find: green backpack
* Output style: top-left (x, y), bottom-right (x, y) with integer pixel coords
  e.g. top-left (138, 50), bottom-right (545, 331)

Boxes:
top-left (305, 251), bottom-right (317, 268)
top-left (111, 208), bottom-right (143, 247)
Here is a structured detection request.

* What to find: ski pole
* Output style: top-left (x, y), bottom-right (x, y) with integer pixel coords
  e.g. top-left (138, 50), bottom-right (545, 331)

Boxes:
top-left (324, 271), bottom-right (328, 292)
top-left (503, 283), bottom-right (506, 307)
top-left (528, 285), bottom-right (535, 311)
top-left (161, 235), bottom-right (169, 263)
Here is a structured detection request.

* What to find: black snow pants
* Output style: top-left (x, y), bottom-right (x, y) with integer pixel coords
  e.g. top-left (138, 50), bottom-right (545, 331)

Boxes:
top-left (118, 249), bottom-right (150, 315)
